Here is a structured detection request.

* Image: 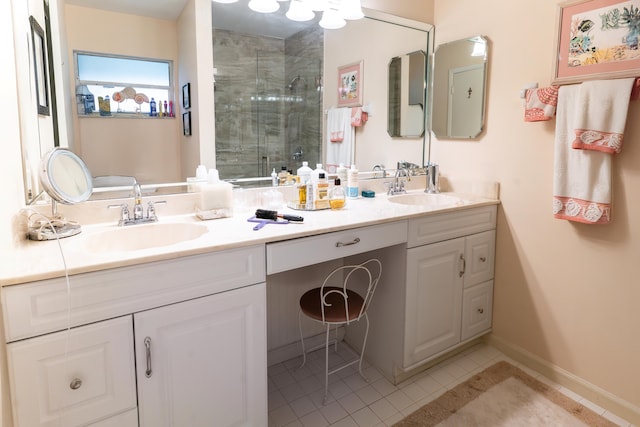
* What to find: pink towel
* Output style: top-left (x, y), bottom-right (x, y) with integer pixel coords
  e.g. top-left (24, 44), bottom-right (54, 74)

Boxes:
top-left (524, 86), bottom-right (559, 122)
top-left (351, 107), bottom-right (368, 127)
top-left (571, 78), bottom-right (635, 154)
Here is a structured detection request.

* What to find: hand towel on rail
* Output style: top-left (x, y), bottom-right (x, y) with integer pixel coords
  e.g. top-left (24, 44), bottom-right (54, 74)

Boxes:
top-left (524, 86), bottom-right (559, 122)
top-left (553, 85), bottom-right (612, 224)
top-left (571, 78), bottom-right (635, 154)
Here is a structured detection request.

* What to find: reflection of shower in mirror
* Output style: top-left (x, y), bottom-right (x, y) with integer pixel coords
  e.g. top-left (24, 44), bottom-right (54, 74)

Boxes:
top-left (287, 75), bottom-right (307, 91)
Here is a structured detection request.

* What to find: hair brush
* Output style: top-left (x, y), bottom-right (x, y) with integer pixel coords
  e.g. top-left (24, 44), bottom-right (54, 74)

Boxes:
top-left (255, 209), bottom-right (303, 222)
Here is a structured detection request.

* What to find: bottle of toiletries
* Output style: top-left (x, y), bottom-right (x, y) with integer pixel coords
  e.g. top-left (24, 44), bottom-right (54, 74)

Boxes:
top-left (336, 163), bottom-right (348, 187)
top-left (150, 98), bottom-right (157, 117)
top-left (297, 161), bottom-right (312, 184)
top-left (305, 178), bottom-right (314, 210)
top-left (164, 100), bottom-right (168, 117)
top-left (278, 166), bottom-right (289, 186)
top-left (347, 164), bottom-right (359, 198)
top-left (158, 100), bottom-right (163, 117)
top-left (311, 163), bottom-right (327, 184)
top-left (314, 172), bottom-right (330, 209)
top-left (329, 178), bottom-right (346, 210)
top-left (169, 100), bottom-right (174, 117)
top-left (271, 168), bottom-right (278, 186)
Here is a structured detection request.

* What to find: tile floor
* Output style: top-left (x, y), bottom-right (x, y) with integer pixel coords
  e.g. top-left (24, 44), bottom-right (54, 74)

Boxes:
top-left (267, 342), bottom-right (635, 427)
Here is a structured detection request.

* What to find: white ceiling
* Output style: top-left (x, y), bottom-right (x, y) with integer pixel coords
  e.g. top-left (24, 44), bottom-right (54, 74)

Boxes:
top-left (65, 0), bottom-right (320, 39)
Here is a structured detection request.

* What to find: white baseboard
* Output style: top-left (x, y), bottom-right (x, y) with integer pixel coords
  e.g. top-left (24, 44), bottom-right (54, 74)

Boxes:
top-left (487, 335), bottom-right (640, 426)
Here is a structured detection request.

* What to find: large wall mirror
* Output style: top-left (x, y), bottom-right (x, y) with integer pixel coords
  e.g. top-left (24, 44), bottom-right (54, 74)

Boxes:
top-left (15, 0), bottom-right (433, 203)
top-left (431, 35), bottom-right (488, 139)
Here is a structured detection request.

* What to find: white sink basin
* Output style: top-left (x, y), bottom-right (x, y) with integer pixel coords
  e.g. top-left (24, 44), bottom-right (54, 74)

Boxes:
top-left (388, 192), bottom-right (467, 207)
top-left (86, 222), bottom-right (209, 253)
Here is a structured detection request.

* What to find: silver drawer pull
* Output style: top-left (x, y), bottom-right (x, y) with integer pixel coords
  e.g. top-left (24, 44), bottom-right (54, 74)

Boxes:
top-left (336, 237), bottom-right (360, 247)
top-left (69, 378), bottom-right (82, 390)
top-left (145, 337), bottom-right (153, 378)
top-left (459, 254), bottom-right (466, 277)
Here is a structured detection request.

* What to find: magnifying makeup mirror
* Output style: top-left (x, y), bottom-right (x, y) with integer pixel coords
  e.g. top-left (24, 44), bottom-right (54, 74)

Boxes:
top-left (29, 148), bottom-right (93, 240)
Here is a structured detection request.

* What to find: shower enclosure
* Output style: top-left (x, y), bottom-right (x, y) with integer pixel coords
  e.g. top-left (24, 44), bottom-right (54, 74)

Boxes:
top-left (213, 27), bottom-right (323, 184)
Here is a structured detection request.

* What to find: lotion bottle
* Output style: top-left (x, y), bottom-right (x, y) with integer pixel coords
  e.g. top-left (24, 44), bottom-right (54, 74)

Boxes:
top-left (347, 164), bottom-right (359, 198)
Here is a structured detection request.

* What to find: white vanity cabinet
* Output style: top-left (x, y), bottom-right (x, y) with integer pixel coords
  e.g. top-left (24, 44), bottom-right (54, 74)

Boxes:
top-left (2, 245), bottom-right (267, 427)
top-left (404, 206), bottom-right (496, 369)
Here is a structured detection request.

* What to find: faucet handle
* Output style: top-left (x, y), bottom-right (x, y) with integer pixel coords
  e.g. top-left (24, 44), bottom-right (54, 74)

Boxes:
top-left (146, 200), bottom-right (166, 221)
top-left (108, 203), bottom-right (130, 225)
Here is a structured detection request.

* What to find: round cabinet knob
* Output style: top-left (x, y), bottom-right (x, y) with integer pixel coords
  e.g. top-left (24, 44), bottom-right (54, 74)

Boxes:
top-left (69, 378), bottom-right (83, 390)
top-left (480, 257), bottom-right (486, 262)
top-left (477, 308), bottom-right (484, 314)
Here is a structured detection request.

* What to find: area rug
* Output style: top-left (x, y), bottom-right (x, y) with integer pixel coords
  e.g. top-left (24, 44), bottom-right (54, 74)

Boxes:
top-left (394, 360), bottom-right (617, 427)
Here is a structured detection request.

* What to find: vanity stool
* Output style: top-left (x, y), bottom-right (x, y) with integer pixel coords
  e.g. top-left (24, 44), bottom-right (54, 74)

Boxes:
top-left (297, 258), bottom-right (382, 404)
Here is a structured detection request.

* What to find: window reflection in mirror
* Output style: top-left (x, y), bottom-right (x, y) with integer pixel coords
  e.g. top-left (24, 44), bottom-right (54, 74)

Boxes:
top-left (431, 36), bottom-right (488, 139)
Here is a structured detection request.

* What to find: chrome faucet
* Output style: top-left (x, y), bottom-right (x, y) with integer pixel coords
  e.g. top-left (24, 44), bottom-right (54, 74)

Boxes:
top-left (133, 183), bottom-right (144, 220)
top-left (387, 163), bottom-right (410, 195)
top-left (108, 183), bottom-right (166, 226)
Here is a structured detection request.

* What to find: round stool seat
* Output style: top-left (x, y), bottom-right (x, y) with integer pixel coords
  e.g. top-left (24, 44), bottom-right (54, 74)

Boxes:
top-left (300, 287), bottom-right (364, 323)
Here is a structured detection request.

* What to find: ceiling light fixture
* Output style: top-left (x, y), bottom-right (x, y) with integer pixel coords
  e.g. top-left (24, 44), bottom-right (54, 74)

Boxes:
top-left (213, 0), bottom-right (362, 29)
top-left (286, 0), bottom-right (315, 21)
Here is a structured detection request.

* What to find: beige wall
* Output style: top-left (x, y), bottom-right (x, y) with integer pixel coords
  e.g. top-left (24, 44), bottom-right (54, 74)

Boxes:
top-left (433, 0), bottom-right (640, 415)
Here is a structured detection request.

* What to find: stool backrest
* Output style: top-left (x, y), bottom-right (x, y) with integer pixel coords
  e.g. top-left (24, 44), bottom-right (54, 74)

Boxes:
top-left (319, 258), bottom-right (382, 324)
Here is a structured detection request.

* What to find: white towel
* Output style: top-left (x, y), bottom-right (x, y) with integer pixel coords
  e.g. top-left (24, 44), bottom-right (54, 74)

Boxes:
top-left (571, 78), bottom-right (635, 154)
top-left (326, 108), bottom-right (354, 172)
top-left (327, 107), bottom-right (350, 142)
top-left (553, 85), bottom-right (613, 224)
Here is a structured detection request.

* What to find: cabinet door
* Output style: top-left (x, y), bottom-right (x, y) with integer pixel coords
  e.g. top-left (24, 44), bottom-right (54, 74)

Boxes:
top-left (463, 230), bottom-right (495, 288)
top-left (7, 317), bottom-right (137, 427)
top-left (461, 280), bottom-right (494, 341)
top-left (134, 283), bottom-right (267, 427)
top-left (404, 238), bottom-right (464, 367)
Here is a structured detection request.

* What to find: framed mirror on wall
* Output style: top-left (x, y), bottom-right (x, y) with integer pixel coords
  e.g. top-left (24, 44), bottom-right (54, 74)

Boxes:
top-left (388, 50), bottom-right (426, 138)
top-left (431, 35), bottom-right (488, 139)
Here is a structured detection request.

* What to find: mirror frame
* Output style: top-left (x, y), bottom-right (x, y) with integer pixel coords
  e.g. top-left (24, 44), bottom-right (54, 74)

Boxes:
top-left (39, 147), bottom-right (93, 204)
top-left (431, 35), bottom-right (488, 140)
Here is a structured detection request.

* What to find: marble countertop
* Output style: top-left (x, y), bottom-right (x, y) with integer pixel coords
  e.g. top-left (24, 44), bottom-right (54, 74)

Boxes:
top-left (2, 187), bottom-right (499, 286)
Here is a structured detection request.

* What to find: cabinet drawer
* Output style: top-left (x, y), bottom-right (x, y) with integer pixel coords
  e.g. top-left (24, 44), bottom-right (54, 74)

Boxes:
top-left (2, 245), bottom-right (265, 341)
top-left (266, 221), bottom-right (407, 274)
top-left (7, 316), bottom-right (137, 427)
top-left (407, 205), bottom-right (496, 248)
top-left (464, 230), bottom-right (496, 288)
top-left (461, 280), bottom-right (493, 341)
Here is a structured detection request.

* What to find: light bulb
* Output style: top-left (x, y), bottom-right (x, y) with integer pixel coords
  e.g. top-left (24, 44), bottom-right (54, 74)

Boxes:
top-left (286, 0), bottom-right (315, 21)
top-left (248, 0), bottom-right (280, 13)
top-left (319, 7), bottom-right (345, 29)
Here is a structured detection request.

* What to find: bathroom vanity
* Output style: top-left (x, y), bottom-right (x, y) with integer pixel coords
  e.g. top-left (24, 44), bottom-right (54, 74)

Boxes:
top-left (0, 188), bottom-right (498, 426)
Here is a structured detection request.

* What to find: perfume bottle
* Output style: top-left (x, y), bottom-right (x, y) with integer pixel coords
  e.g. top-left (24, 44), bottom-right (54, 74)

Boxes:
top-left (329, 178), bottom-right (346, 210)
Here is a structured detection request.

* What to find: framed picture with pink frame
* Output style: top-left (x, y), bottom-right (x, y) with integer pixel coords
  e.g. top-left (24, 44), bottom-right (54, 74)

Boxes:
top-left (553, 0), bottom-right (640, 84)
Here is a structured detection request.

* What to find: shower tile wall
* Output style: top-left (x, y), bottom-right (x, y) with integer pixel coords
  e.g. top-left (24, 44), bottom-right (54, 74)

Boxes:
top-left (213, 27), bottom-right (323, 181)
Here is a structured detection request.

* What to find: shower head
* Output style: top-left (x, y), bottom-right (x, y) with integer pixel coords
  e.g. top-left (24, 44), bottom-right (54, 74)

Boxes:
top-left (287, 75), bottom-right (307, 90)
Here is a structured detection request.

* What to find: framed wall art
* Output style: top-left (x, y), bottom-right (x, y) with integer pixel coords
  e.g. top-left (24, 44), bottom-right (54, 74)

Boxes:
top-left (183, 111), bottom-right (191, 136)
top-left (553, 0), bottom-right (640, 84)
top-left (29, 16), bottom-right (50, 116)
top-left (182, 83), bottom-right (191, 109)
top-left (337, 61), bottom-right (363, 107)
